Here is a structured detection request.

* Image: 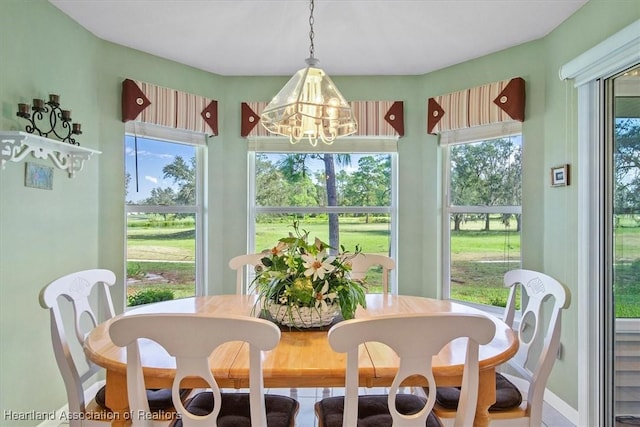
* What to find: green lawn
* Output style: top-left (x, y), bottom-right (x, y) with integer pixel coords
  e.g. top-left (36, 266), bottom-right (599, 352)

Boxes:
top-left (125, 215), bottom-right (640, 316)
top-left (254, 218), bottom-right (391, 254)
top-left (450, 260), bottom-right (521, 307)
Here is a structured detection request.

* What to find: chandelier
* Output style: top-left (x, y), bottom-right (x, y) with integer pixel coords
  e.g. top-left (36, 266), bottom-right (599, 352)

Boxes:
top-left (260, 0), bottom-right (357, 146)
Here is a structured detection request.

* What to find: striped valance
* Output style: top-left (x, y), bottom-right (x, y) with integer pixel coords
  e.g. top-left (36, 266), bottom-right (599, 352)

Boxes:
top-left (241, 100), bottom-right (404, 138)
top-left (122, 79), bottom-right (218, 136)
top-left (427, 77), bottom-right (525, 135)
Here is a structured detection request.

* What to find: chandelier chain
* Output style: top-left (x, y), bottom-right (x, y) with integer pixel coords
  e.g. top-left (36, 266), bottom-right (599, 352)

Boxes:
top-left (308, 0), bottom-right (315, 59)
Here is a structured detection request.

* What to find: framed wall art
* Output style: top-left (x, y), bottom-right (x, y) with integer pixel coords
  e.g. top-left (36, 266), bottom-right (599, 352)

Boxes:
top-left (25, 162), bottom-right (53, 190)
top-left (551, 164), bottom-right (570, 187)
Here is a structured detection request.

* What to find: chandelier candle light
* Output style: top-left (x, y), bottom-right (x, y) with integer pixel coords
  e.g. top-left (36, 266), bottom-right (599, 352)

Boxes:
top-left (260, 0), bottom-right (357, 146)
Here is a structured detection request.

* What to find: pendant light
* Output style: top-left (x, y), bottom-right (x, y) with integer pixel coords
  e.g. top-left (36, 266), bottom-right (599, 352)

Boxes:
top-left (260, 0), bottom-right (357, 146)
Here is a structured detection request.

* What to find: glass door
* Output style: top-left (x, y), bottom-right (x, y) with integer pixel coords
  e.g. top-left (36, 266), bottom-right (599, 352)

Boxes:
top-left (607, 64), bottom-right (640, 426)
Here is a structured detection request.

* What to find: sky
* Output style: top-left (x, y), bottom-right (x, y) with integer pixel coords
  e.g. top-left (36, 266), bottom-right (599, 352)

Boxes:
top-left (125, 134), bottom-right (370, 203)
top-left (125, 135), bottom-right (195, 203)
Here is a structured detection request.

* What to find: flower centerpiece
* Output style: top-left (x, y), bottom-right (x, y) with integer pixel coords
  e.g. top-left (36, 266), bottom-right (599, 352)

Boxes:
top-left (251, 222), bottom-right (367, 328)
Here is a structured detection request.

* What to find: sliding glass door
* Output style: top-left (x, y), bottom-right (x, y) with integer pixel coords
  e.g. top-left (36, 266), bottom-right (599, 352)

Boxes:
top-left (606, 64), bottom-right (640, 426)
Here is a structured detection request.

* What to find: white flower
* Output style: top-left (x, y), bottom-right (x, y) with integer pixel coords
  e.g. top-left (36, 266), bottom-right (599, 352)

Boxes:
top-left (270, 241), bottom-right (288, 256)
top-left (302, 252), bottom-right (335, 280)
top-left (315, 280), bottom-right (337, 310)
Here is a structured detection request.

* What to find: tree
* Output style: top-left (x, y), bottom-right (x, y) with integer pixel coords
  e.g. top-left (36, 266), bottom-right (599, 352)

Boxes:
top-left (450, 138), bottom-right (522, 231)
top-left (323, 154), bottom-right (341, 251)
top-left (125, 172), bottom-right (133, 204)
top-left (343, 155), bottom-right (390, 223)
top-left (255, 154), bottom-right (290, 207)
top-left (144, 187), bottom-right (176, 205)
top-left (162, 156), bottom-right (196, 205)
top-left (614, 119), bottom-right (640, 220)
top-left (276, 153), bottom-right (351, 252)
top-left (275, 154), bottom-right (320, 207)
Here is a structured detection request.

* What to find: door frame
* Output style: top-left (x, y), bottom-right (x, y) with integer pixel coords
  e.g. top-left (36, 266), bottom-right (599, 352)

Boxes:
top-left (559, 20), bottom-right (640, 427)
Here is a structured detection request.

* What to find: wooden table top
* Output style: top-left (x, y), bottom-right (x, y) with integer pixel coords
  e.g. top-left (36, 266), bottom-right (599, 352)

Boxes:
top-left (84, 294), bottom-right (518, 389)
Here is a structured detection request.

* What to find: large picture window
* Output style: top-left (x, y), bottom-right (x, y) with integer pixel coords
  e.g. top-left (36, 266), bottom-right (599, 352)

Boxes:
top-left (443, 129), bottom-right (522, 308)
top-left (124, 128), bottom-right (205, 306)
top-left (249, 140), bottom-right (397, 294)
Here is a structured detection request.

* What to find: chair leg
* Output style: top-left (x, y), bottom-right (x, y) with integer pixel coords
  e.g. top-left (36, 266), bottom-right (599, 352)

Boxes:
top-left (289, 387), bottom-right (297, 400)
top-left (314, 401), bottom-right (325, 427)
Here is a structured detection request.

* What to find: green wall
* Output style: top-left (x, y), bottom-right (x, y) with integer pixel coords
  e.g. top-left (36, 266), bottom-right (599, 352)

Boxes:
top-left (1, 0), bottom-right (638, 424)
top-left (0, 0), bottom-right (104, 420)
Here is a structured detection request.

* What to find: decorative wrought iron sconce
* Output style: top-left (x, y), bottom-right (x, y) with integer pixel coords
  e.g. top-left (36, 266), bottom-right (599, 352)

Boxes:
top-left (17, 94), bottom-right (82, 145)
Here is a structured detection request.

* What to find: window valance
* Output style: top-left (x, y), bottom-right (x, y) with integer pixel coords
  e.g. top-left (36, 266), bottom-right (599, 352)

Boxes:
top-left (121, 79), bottom-right (218, 136)
top-left (427, 77), bottom-right (525, 135)
top-left (241, 100), bottom-right (404, 138)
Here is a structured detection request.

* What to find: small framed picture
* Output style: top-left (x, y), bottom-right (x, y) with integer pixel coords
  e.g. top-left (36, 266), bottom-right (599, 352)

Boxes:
top-left (551, 164), bottom-right (570, 187)
top-left (25, 162), bottom-right (53, 190)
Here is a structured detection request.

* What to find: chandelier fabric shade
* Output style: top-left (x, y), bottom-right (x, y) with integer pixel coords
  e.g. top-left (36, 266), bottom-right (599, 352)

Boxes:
top-left (260, 61), bottom-right (357, 146)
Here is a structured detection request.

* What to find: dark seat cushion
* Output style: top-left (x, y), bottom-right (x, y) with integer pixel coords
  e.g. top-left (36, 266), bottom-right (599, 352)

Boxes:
top-left (315, 394), bottom-right (443, 427)
top-left (170, 391), bottom-right (298, 427)
top-left (435, 372), bottom-right (522, 411)
top-left (95, 386), bottom-right (191, 411)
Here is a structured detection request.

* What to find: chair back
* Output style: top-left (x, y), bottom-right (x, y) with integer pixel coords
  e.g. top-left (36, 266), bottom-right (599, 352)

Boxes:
top-left (229, 252), bottom-right (267, 294)
top-left (328, 313), bottom-right (495, 427)
top-left (502, 269), bottom-right (571, 425)
top-left (349, 253), bottom-right (395, 293)
top-left (109, 313), bottom-right (281, 427)
top-left (39, 269), bottom-right (117, 415)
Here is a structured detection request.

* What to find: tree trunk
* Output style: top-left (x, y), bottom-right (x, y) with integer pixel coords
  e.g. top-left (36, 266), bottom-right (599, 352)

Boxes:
top-left (324, 154), bottom-right (340, 254)
top-left (454, 214), bottom-right (463, 231)
top-left (484, 213), bottom-right (490, 231)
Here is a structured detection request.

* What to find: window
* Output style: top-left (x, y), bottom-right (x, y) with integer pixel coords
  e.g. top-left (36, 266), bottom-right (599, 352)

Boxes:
top-left (249, 139), bottom-right (397, 294)
top-left (442, 126), bottom-right (522, 308)
top-left (124, 126), bottom-right (206, 306)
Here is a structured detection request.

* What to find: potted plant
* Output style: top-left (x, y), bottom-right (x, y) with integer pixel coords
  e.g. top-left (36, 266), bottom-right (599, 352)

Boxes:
top-left (251, 222), bottom-right (367, 328)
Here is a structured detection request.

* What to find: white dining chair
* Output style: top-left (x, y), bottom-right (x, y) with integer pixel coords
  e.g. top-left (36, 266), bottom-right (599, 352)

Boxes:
top-left (229, 252), bottom-right (268, 295)
top-left (109, 313), bottom-right (299, 427)
top-left (39, 269), bottom-right (186, 426)
top-left (315, 312), bottom-right (495, 427)
top-left (349, 253), bottom-right (395, 294)
top-left (39, 269), bottom-right (117, 426)
top-left (434, 269), bottom-right (571, 427)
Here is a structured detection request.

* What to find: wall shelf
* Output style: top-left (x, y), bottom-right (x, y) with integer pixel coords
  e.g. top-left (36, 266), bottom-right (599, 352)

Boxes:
top-left (0, 131), bottom-right (100, 178)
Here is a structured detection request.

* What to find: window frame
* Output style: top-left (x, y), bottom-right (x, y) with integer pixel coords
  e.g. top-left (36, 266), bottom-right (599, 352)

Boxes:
top-left (124, 123), bottom-right (207, 299)
top-left (248, 136), bottom-right (399, 293)
top-left (441, 123), bottom-right (523, 307)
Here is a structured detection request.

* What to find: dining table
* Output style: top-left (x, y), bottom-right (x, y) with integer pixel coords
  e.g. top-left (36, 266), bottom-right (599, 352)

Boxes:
top-left (84, 293), bottom-right (518, 427)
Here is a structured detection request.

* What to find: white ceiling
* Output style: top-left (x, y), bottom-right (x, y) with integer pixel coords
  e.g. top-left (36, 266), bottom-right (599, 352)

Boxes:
top-left (49, 0), bottom-right (588, 77)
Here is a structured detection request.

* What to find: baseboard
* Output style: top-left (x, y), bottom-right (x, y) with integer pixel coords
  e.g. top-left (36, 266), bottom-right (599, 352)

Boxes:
top-left (506, 375), bottom-right (579, 426)
top-left (37, 382), bottom-right (104, 427)
top-left (544, 388), bottom-right (579, 426)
